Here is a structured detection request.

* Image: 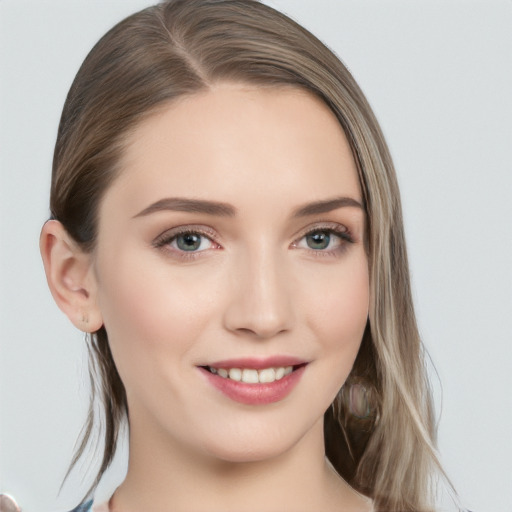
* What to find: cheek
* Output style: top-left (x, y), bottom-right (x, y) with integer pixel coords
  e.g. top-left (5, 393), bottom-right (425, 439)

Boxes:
top-left (94, 251), bottom-right (219, 377)
top-left (305, 255), bottom-right (369, 347)
top-left (301, 252), bottom-right (369, 397)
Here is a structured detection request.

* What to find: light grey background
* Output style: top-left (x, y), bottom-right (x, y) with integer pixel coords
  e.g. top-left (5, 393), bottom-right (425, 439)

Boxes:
top-left (1, 1), bottom-right (511, 511)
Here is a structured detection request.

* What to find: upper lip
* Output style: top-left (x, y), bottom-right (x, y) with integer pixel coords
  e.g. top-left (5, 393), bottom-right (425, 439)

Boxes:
top-left (203, 356), bottom-right (308, 370)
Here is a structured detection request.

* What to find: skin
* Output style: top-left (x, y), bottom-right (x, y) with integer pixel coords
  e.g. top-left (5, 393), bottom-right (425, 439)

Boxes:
top-left (41, 84), bottom-right (372, 511)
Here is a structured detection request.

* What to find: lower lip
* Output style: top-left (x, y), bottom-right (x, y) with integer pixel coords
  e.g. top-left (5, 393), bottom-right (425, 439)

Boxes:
top-left (199, 366), bottom-right (306, 405)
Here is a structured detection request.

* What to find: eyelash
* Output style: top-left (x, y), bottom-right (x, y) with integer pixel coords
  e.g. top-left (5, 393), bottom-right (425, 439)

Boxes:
top-left (292, 224), bottom-right (354, 257)
top-left (152, 226), bottom-right (220, 261)
top-left (152, 223), bottom-right (354, 260)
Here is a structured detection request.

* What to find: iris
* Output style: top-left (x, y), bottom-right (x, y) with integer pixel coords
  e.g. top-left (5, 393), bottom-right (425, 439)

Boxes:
top-left (306, 231), bottom-right (330, 250)
top-left (176, 233), bottom-right (202, 251)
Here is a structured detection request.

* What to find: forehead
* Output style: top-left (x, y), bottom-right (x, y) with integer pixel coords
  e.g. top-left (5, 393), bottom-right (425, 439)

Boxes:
top-left (103, 83), bottom-right (361, 217)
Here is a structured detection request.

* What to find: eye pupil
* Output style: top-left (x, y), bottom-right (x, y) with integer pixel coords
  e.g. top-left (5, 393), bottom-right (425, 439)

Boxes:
top-left (306, 231), bottom-right (330, 250)
top-left (177, 233), bottom-right (201, 251)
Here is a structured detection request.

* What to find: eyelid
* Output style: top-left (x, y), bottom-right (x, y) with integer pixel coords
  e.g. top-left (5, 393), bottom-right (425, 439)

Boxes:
top-left (152, 225), bottom-right (220, 249)
top-left (290, 222), bottom-right (354, 256)
top-left (291, 221), bottom-right (352, 243)
top-left (151, 221), bottom-right (354, 257)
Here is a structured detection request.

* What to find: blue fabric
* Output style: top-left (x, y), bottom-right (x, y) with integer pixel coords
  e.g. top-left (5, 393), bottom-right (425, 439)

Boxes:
top-left (67, 500), bottom-right (93, 512)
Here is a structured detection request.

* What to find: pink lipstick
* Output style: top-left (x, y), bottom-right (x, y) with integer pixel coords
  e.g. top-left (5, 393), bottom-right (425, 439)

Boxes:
top-left (198, 356), bottom-right (307, 405)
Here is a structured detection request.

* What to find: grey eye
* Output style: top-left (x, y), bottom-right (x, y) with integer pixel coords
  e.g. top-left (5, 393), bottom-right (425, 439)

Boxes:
top-left (305, 231), bottom-right (331, 250)
top-left (176, 233), bottom-right (203, 251)
top-left (171, 232), bottom-right (214, 252)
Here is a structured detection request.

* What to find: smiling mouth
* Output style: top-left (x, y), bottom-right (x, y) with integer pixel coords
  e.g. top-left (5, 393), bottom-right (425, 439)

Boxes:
top-left (202, 364), bottom-right (306, 384)
top-left (199, 362), bottom-right (307, 405)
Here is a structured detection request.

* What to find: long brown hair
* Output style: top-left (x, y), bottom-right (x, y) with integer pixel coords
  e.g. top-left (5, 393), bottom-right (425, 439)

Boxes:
top-left (51, 1), bottom-right (451, 509)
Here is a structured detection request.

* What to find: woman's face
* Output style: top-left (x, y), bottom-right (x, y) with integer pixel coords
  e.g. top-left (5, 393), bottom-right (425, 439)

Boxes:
top-left (91, 84), bottom-right (369, 463)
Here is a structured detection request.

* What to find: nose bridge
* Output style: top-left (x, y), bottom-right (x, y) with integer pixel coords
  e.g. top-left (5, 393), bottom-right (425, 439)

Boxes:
top-left (223, 239), bottom-right (293, 338)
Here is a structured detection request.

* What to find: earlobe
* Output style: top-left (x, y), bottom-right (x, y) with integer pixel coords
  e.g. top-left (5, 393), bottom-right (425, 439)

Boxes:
top-left (40, 220), bottom-right (103, 333)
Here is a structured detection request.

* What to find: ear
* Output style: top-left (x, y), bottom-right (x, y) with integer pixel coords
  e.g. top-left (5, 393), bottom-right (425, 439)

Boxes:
top-left (40, 220), bottom-right (103, 333)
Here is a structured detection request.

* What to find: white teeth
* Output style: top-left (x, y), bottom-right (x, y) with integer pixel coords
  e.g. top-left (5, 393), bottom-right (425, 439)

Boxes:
top-left (242, 369), bottom-right (259, 383)
top-left (209, 365), bottom-right (296, 384)
top-left (258, 368), bottom-right (275, 383)
top-left (228, 368), bottom-right (242, 381)
top-left (275, 367), bottom-right (285, 380)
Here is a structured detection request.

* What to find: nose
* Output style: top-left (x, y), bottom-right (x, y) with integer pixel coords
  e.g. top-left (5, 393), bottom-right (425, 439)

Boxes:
top-left (222, 245), bottom-right (294, 339)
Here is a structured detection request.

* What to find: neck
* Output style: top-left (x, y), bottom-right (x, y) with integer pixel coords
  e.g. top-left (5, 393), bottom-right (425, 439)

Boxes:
top-left (110, 415), bottom-right (369, 512)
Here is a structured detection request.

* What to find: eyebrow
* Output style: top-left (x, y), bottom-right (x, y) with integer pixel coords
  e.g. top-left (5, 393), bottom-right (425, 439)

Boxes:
top-left (292, 196), bottom-right (364, 217)
top-left (133, 195), bottom-right (363, 219)
top-left (133, 197), bottom-right (236, 218)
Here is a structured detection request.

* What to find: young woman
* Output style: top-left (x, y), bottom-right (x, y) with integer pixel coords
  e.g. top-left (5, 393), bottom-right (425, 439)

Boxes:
top-left (40, 1), bottom-right (460, 510)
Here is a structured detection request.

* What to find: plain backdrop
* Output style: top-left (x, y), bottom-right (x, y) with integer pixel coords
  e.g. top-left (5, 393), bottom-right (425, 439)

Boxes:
top-left (1, 1), bottom-right (511, 511)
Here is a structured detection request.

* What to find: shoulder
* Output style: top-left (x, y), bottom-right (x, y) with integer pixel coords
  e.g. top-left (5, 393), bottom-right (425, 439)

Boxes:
top-left (67, 500), bottom-right (93, 512)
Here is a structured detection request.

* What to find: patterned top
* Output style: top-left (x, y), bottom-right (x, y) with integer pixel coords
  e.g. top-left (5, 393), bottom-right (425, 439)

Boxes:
top-left (68, 500), bottom-right (108, 512)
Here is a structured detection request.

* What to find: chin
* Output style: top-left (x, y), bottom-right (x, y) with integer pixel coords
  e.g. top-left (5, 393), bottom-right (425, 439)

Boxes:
top-left (197, 419), bottom-right (318, 465)
top-left (205, 442), bottom-right (292, 465)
